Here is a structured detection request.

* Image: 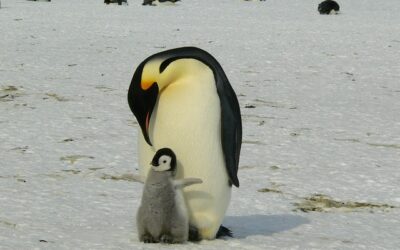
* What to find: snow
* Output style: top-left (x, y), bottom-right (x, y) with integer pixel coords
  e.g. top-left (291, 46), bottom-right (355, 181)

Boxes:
top-left (1, 0), bottom-right (399, 249)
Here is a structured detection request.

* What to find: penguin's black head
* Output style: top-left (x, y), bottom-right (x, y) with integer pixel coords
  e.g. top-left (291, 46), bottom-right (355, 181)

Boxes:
top-left (151, 148), bottom-right (177, 173)
top-left (127, 47), bottom-right (219, 147)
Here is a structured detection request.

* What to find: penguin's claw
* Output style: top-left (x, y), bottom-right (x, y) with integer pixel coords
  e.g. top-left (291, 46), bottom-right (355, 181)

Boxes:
top-left (142, 235), bottom-right (157, 243)
top-left (160, 234), bottom-right (173, 244)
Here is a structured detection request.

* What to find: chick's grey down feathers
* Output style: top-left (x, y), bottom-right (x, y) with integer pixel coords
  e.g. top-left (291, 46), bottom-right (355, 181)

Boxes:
top-left (137, 170), bottom-right (201, 243)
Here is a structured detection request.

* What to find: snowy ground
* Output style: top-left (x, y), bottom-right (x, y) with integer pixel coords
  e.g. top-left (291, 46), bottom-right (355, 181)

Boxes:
top-left (1, 0), bottom-right (400, 249)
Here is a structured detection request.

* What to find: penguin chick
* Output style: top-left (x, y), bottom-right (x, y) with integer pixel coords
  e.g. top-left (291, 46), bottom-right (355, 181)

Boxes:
top-left (137, 148), bottom-right (202, 243)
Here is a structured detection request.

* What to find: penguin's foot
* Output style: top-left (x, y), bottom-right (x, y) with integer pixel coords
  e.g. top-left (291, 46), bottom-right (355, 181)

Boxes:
top-left (188, 225), bottom-right (201, 242)
top-left (142, 234), bottom-right (157, 243)
top-left (160, 234), bottom-right (173, 244)
top-left (216, 225), bottom-right (233, 238)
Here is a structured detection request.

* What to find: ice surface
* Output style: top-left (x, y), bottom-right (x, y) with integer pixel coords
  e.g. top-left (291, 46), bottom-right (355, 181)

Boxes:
top-left (1, 0), bottom-right (399, 249)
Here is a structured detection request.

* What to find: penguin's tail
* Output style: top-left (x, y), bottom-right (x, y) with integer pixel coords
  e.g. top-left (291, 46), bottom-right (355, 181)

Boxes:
top-left (216, 225), bottom-right (233, 238)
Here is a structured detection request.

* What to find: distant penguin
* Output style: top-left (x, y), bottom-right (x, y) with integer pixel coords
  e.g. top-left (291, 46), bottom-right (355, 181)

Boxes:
top-left (137, 148), bottom-right (202, 243)
top-left (104, 0), bottom-right (127, 5)
top-left (128, 47), bottom-right (242, 240)
top-left (142, 0), bottom-right (179, 6)
top-left (318, 0), bottom-right (340, 15)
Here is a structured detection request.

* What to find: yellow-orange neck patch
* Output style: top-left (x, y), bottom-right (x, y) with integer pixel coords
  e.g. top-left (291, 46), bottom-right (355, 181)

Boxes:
top-left (141, 80), bottom-right (155, 90)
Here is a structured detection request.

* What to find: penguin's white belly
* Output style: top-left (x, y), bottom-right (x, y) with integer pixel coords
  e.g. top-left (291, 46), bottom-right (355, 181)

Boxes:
top-left (138, 71), bottom-right (231, 239)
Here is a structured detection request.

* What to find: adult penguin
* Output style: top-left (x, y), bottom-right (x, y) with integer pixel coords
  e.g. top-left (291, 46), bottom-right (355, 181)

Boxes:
top-left (142, 0), bottom-right (180, 6)
top-left (318, 0), bottom-right (340, 15)
top-left (128, 47), bottom-right (242, 240)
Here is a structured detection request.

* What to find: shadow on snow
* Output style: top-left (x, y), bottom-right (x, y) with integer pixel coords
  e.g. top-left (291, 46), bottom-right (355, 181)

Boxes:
top-left (224, 214), bottom-right (309, 238)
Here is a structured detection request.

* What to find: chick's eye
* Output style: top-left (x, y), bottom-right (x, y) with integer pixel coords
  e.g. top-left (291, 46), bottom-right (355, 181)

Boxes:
top-left (163, 160), bottom-right (167, 164)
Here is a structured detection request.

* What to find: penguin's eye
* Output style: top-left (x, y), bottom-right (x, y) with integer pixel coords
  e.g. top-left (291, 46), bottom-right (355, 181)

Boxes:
top-left (163, 160), bottom-right (167, 164)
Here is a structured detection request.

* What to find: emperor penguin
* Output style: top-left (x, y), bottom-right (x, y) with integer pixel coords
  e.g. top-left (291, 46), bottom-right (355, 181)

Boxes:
top-left (128, 47), bottom-right (242, 240)
top-left (137, 148), bottom-right (202, 243)
top-left (318, 0), bottom-right (340, 15)
top-left (142, 0), bottom-right (180, 6)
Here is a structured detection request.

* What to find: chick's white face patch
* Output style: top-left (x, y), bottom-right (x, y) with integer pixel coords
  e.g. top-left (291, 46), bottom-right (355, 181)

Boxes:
top-left (152, 155), bottom-right (172, 171)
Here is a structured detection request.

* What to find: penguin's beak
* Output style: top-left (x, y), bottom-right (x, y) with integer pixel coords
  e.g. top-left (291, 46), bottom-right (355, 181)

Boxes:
top-left (128, 68), bottom-right (159, 146)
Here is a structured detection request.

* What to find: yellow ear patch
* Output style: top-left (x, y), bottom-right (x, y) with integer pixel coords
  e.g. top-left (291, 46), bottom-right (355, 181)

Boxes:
top-left (141, 80), bottom-right (155, 90)
top-left (140, 59), bottom-right (163, 90)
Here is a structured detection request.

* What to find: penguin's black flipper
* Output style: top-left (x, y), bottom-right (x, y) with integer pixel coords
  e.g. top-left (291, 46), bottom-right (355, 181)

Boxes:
top-left (188, 225), bottom-right (201, 242)
top-left (216, 225), bottom-right (233, 238)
